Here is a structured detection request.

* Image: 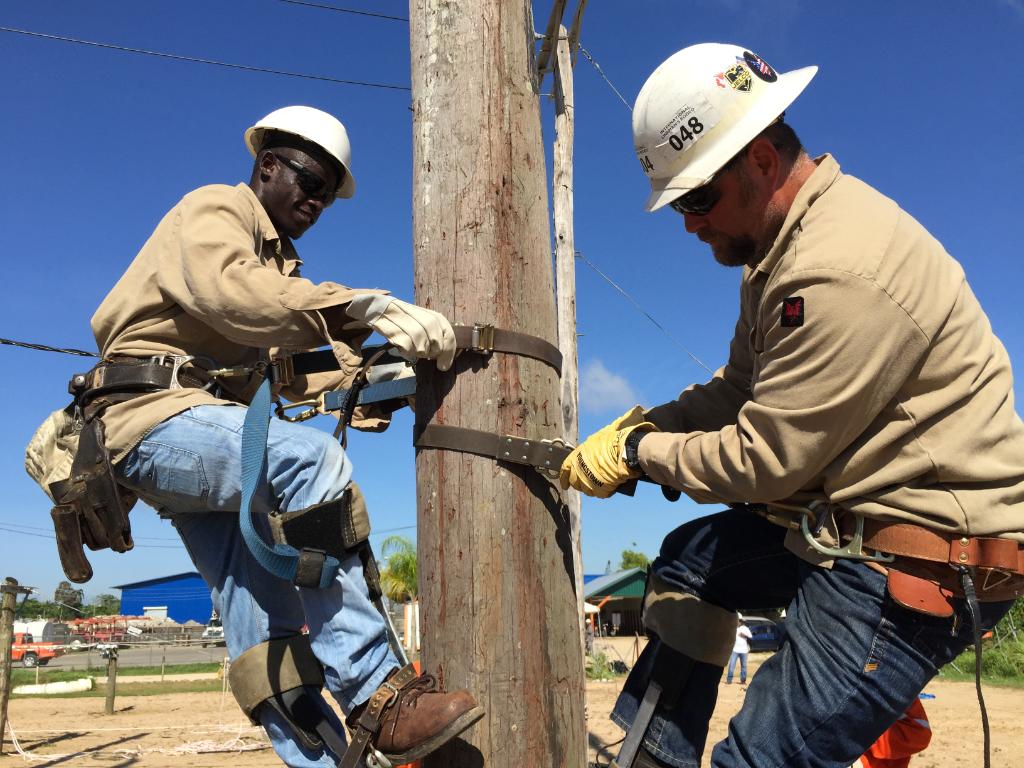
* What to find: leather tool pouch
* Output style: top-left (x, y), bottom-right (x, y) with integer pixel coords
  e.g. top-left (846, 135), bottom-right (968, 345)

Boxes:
top-left (886, 564), bottom-right (1024, 619)
top-left (886, 569), bottom-right (957, 618)
top-left (268, 482), bottom-right (381, 598)
top-left (48, 418), bottom-right (136, 583)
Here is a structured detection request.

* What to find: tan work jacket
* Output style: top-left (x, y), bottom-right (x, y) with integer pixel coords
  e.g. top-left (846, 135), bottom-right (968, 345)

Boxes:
top-left (92, 183), bottom-right (382, 463)
top-left (639, 155), bottom-right (1024, 542)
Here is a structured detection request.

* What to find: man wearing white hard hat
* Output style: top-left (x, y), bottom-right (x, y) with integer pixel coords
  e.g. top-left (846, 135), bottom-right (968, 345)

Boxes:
top-left (76, 106), bottom-right (482, 767)
top-left (561, 44), bottom-right (1024, 767)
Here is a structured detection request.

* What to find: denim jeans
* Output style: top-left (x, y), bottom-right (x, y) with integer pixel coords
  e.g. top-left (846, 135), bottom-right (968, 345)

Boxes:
top-left (611, 507), bottom-right (1013, 768)
top-left (115, 404), bottom-right (398, 768)
top-left (726, 652), bottom-right (747, 684)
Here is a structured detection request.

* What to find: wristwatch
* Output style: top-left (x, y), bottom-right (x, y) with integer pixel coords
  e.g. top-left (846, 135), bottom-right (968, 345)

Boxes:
top-left (623, 428), bottom-right (648, 472)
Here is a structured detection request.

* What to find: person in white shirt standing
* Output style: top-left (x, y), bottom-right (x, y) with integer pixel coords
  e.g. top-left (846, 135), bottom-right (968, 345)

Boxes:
top-left (726, 620), bottom-right (753, 685)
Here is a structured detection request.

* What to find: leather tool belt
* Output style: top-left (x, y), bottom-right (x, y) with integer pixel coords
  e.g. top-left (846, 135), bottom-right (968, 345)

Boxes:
top-left (844, 516), bottom-right (1024, 618)
top-left (49, 356), bottom-right (214, 583)
top-left (48, 417), bottom-right (135, 583)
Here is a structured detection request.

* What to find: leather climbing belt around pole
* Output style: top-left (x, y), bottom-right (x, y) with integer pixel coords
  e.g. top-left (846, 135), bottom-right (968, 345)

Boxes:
top-left (238, 322), bottom-right (570, 592)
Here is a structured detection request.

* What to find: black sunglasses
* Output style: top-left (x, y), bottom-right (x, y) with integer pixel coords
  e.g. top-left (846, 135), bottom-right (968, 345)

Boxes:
top-left (669, 116), bottom-right (785, 217)
top-left (668, 151), bottom-right (745, 217)
top-left (273, 153), bottom-right (336, 206)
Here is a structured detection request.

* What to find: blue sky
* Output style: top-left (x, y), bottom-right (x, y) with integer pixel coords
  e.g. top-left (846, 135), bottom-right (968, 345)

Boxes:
top-left (2, 1), bottom-right (1022, 600)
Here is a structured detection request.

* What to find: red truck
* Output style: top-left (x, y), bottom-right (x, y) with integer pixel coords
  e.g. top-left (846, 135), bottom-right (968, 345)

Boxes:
top-left (11, 632), bottom-right (67, 668)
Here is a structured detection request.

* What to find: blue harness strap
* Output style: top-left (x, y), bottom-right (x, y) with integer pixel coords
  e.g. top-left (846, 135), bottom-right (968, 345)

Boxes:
top-left (239, 375), bottom-right (339, 589)
top-left (320, 375), bottom-right (418, 412)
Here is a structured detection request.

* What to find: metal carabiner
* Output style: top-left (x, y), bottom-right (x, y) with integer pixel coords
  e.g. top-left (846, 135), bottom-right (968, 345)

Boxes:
top-left (274, 393), bottom-right (325, 423)
top-left (798, 503), bottom-right (895, 564)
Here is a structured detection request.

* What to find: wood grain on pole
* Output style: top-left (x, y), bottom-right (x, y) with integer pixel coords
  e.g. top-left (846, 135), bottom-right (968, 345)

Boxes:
top-left (410, 1), bottom-right (586, 765)
top-left (553, 26), bottom-right (585, 667)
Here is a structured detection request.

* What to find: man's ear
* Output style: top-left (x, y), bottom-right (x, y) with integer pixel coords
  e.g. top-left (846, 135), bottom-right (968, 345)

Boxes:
top-left (257, 150), bottom-right (278, 181)
top-left (746, 137), bottom-right (783, 191)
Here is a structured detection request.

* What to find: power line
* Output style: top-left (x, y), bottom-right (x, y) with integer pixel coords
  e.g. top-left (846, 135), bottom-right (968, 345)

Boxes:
top-left (0, 524), bottom-right (180, 548)
top-left (578, 45), bottom-right (632, 112)
top-left (277, 0), bottom-right (408, 22)
top-left (0, 26), bottom-right (411, 92)
top-left (0, 521), bottom-right (416, 544)
top-left (575, 251), bottom-right (714, 375)
top-left (1, 337), bottom-right (97, 357)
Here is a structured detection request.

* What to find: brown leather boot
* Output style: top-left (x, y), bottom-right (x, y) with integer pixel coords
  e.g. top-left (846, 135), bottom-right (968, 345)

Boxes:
top-left (342, 664), bottom-right (483, 768)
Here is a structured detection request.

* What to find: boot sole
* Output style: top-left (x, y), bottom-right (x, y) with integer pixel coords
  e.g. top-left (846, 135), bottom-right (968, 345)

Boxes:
top-left (382, 706), bottom-right (486, 763)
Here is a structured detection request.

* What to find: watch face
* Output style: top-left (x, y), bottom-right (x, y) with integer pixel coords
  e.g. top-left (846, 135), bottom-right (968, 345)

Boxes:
top-left (625, 429), bottom-right (644, 469)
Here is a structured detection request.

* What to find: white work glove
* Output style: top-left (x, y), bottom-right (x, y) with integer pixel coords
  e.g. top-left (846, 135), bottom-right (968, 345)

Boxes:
top-left (345, 294), bottom-right (456, 372)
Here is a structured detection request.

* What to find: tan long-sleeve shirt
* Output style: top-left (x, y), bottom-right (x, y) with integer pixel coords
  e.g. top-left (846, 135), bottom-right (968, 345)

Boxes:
top-left (639, 155), bottom-right (1024, 540)
top-left (92, 183), bottom-right (384, 463)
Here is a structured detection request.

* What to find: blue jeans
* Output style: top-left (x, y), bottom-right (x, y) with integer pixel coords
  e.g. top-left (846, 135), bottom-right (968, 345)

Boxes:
top-left (611, 507), bottom-right (1013, 768)
top-left (114, 404), bottom-right (398, 768)
top-left (726, 652), bottom-right (747, 684)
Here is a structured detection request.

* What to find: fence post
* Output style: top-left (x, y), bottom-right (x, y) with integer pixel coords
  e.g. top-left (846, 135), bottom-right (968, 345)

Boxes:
top-left (1, 577), bottom-right (31, 754)
top-left (104, 649), bottom-right (118, 715)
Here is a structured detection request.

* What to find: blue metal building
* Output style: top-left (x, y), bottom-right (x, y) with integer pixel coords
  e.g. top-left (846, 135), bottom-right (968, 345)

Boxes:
top-left (112, 572), bottom-right (212, 623)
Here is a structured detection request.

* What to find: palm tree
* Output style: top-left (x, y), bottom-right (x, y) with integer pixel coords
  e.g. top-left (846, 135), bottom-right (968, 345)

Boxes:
top-left (380, 535), bottom-right (418, 603)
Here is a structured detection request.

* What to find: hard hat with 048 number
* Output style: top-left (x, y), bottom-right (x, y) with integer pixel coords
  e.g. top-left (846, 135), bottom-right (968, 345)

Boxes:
top-left (633, 43), bottom-right (817, 212)
top-left (244, 106), bottom-right (357, 199)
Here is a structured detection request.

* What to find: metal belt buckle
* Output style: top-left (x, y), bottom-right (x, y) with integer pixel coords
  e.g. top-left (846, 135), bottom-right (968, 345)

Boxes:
top-left (270, 355), bottom-right (295, 387)
top-left (799, 503), bottom-right (895, 564)
top-left (151, 354), bottom-right (195, 390)
top-left (471, 323), bottom-right (495, 355)
top-left (538, 437), bottom-right (570, 479)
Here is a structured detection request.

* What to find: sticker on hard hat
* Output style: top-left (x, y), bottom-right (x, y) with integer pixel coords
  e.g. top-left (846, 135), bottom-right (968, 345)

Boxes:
top-left (724, 64), bottom-right (753, 92)
top-left (742, 51), bottom-right (778, 82)
top-left (637, 94), bottom-right (721, 174)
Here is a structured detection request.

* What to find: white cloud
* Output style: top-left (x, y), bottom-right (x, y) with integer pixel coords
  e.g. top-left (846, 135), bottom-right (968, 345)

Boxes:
top-left (1000, 0), bottom-right (1024, 18)
top-left (580, 360), bottom-right (640, 413)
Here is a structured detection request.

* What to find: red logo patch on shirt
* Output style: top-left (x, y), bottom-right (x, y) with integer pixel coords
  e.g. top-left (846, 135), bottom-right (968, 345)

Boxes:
top-left (781, 297), bottom-right (804, 327)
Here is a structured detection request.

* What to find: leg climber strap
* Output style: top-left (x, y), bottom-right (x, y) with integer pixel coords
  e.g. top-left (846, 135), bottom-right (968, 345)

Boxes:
top-left (340, 665), bottom-right (420, 768)
top-left (342, 665), bottom-right (484, 768)
top-left (613, 643), bottom-right (695, 768)
top-left (229, 636), bottom-right (351, 758)
top-left (614, 678), bottom-right (663, 768)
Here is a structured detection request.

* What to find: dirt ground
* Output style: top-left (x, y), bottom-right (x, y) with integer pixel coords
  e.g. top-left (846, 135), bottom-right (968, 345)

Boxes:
top-left (3, 643), bottom-right (1021, 767)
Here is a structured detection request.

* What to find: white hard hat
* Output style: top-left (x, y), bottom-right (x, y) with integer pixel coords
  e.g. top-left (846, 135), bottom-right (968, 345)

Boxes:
top-left (244, 106), bottom-right (356, 199)
top-left (633, 44), bottom-right (817, 212)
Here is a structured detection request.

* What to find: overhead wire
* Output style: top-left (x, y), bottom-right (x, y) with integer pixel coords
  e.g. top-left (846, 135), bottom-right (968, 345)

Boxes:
top-left (0, 522), bottom-right (417, 546)
top-left (575, 251), bottom-right (714, 375)
top-left (1, 337), bottom-right (97, 357)
top-left (276, 0), bottom-right (408, 22)
top-left (0, 26), bottom-right (411, 91)
top-left (578, 45), bottom-right (632, 112)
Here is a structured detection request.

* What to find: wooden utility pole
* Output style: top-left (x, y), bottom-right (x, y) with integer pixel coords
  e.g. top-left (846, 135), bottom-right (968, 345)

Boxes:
top-left (552, 25), bottom-right (584, 662)
top-left (410, 2), bottom-right (586, 766)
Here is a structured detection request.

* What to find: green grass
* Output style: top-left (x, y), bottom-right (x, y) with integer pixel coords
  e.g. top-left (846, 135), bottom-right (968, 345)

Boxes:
top-left (11, 662), bottom-right (223, 686)
top-left (938, 638), bottom-right (1024, 688)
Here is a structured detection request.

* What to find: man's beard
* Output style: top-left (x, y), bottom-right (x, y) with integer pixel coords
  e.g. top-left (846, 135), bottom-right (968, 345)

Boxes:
top-left (710, 235), bottom-right (758, 267)
top-left (708, 185), bottom-right (787, 269)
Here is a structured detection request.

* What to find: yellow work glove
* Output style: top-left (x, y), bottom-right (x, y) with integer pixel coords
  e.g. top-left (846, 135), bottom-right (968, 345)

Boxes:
top-left (559, 406), bottom-right (658, 499)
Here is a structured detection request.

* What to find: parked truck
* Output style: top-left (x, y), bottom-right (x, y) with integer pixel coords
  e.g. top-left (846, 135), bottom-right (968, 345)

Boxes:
top-left (10, 632), bottom-right (68, 668)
